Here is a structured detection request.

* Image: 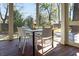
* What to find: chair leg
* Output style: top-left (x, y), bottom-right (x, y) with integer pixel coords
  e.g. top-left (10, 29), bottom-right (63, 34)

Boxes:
top-left (35, 37), bottom-right (38, 50)
top-left (18, 36), bottom-right (21, 48)
top-left (18, 36), bottom-right (21, 55)
top-left (41, 37), bottom-right (43, 54)
top-left (35, 39), bottom-right (38, 55)
top-left (22, 38), bottom-right (27, 55)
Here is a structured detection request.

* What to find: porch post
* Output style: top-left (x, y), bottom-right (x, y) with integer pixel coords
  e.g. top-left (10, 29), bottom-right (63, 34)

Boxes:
top-left (8, 3), bottom-right (14, 40)
top-left (60, 3), bottom-right (69, 45)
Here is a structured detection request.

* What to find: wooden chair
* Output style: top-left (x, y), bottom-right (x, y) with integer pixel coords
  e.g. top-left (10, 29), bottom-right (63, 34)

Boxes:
top-left (35, 28), bottom-right (53, 54)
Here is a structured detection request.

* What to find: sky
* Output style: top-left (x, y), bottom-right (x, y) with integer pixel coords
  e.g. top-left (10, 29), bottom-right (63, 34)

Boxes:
top-left (15, 3), bottom-right (36, 20)
top-left (0, 3), bottom-right (36, 20)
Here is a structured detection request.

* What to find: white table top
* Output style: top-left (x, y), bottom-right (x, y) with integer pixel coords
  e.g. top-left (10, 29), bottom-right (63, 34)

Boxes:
top-left (22, 26), bottom-right (43, 32)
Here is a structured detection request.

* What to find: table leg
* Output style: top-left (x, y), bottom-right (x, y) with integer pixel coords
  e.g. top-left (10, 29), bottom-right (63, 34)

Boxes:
top-left (33, 32), bottom-right (35, 56)
top-left (52, 30), bottom-right (53, 47)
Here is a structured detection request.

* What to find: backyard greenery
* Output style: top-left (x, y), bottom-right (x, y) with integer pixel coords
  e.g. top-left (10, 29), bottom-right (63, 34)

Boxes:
top-left (39, 3), bottom-right (52, 27)
top-left (0, 3), bottom-right (61, 32)
top-left (39, 3), bottom-right (59, 27)
top-left (0, 4), bottom-right (25, 32)
top-left (13, 9), bottom-right (25, 27)
top-left (25, 16), bottom-right (33, 29)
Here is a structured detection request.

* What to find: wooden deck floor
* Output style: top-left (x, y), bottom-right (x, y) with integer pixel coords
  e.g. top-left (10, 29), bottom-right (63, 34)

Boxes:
top-left (0, 39), bottom-right (79, 56)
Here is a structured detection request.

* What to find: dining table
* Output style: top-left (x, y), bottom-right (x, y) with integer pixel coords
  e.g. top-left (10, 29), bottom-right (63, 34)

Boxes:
top-left (22, 26), bottom-right (43, 56)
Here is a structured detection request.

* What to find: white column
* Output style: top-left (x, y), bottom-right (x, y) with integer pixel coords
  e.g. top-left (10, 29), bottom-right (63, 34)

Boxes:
top-left (8, 3), bottom-right (14, 40)
top-left (60, 3), bottom-right (69, 45)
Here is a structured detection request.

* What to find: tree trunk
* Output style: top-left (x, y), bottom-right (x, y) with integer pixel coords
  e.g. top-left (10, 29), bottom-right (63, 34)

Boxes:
top-left (3, 20), bottom-right (6, 24)
top-left (36, 3), bottom-right (40, 28)
top-left (57, 4), bottom-right (60, 24)
top-left (2, 19), bottom-right (6, 32)
top-left (49, 13), bottom-right (51, 25)
top-left (49, 4), bottom-right (52, 26)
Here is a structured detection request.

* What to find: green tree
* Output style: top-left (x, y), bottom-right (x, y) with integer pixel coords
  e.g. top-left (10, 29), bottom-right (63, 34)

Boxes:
top-left (40, 3), bottom-right (52, 25)
top-left (13, 9), bottom-right (25, 32)
top-left (14, 10), bottom-right (24, 26)
top-left (0, 4), bottom-right (24, 32)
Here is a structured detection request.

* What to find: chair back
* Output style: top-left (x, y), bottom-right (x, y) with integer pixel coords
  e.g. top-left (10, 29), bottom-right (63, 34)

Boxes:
top-left (17, 27), bottom-right (23, 37)
top-left (42, 28), bottom-right (52, 38)
top-left (17, 27), bottom-right (26, 37)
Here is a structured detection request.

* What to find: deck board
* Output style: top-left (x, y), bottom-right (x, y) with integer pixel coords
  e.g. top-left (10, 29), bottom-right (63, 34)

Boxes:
top-left (0, 39), bottom-right (79, 56)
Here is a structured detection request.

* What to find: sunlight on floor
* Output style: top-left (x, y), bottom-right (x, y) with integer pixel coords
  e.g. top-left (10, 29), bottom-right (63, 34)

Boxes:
top-left (0, 35), bottom-right (9, 40)
top-left (76, 52), bottom-right (79, 56)
top-left (0, 34), bottom-right (18, 40)
top-left (74, 33), bottom-right (79, 43)
top-left (38, 45), bottom-right (52, 54)
top-left (13, 34), bottom-right (18, 39)
top-left (54, 28), bottom-right (61, 32)
top-left (37, 41), bottom-right (59, 55)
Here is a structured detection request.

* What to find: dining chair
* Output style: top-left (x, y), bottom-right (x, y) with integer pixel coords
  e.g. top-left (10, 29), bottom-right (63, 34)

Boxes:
top-left (35, 28), bottom-right (52, 54)
top-left (17, 27), bottom-right (30, 54)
